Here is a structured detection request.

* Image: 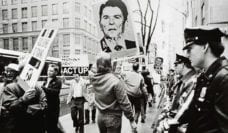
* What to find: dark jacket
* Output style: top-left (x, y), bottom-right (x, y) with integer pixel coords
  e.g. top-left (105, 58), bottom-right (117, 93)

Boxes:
top-left (1, 82), bottom-right (47, 133)
top-left (42, 77), bottom-right (62, 111)
top-left (180, 57), bottom-right (228, 133)
top-left (91, 72), bottom-right (134, 122)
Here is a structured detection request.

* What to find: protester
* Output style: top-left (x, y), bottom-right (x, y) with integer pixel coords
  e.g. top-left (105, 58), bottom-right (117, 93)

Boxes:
top-left (91, 52), bottom-right (136, 133)
top-left (123, 63), bottom-right (148, 124)
top-left (42, 64), bottom-right (62, 133)
top-left (64, 74), bottom-right (86, 133)
top-left (0, 63), bottom-right (47, 133)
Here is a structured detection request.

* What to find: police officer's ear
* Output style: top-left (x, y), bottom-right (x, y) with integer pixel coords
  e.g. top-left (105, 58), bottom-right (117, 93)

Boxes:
top-left (203, 43), bottom-right (209, 54)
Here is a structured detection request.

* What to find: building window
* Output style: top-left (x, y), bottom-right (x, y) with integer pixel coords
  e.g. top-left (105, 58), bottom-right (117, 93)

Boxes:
top-left (63, 18), bottom-right (69, 28)
top-left (2, 0), bottom-right (7, 5)
top-left (3, 39), bottom-right (9, 49)
top-left (2, 10), bottom-right (8, 20)
top-left (84, 6), bottom-right (87, 17)
top-left (63, 2), bottom-right (69, 14)
top-left (89, 24), bottom-right (91, 33)
top-left (3, 24), bottom-right (8, 33)
top-left (52, 50), bottom-right (59, 57)
top-left (31, 6), bottom-right (37, 17)
top-left (84, 20), bottom-right (87, 31)
top-left (22, 7), bottom-right (27, 18)
top-left (89, 10), bottom-right (92, 20)
top-left (32, 21), bottom-right (37, 31)
top-left (12, 0), bottom-right (18, 4)
top-left (75, 34), bottom-right (80, 44)
top-left (63, 34), bottom-right (70, 47)
top-left (12, 23), bottom-right (17, 32)
top-left (22, 22), bottom-right (27, 32)
top-left (42, 5), bottom-right (48, 16)
top-left (21, 0), bottom-right (27, 3)
top-left (32, 36), bottom-right (37, 48)
top-left (12, 8), bottom-right (17, 19)
top-left (63, 49), bottom-right (70, 56)
top-left (75, 49), bottom-right (80, 55)
top-left (42, 20), bottom-right (47, 28)
top-left (52, 19), bottom-right (58, 22)
top-left (75, 18), bottom-right (80, 28)
top-left (13, 38), bottom-right (19, 50)
top-left (22, 37), bottom-right (28, 51)
top-left (75, 2), bottom-right (80, 13)
top-left (161, 21), bottom-right (165, 33)
top-left (52, 4), bottom-right (58, 15)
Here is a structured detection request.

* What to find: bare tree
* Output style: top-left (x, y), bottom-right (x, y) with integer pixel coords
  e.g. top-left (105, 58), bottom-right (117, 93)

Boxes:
top-left (134, 0), bottom-right (161, 54)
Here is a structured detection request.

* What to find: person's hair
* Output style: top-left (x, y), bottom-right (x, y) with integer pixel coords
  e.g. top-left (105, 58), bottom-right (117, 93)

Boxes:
top-left (208, 42), bottom-right (224, 57)
top-left (132, 63), bottom-right (139, 72)
top-left (99, 0), bottom-right (128, 24)
top-left (96, 52), bottom-right (112, 74)
top-left (49, 64), bottom-right (59, 73)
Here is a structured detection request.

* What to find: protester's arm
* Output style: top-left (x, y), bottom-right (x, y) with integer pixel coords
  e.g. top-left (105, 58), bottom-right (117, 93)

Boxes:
top-left (114, 81), bottom-right (137, 131)
top-left (42, 79), bottom-right (62, 95)
top-left (114, 81), bottom-right (134, 122)
top-left (3, 85), bottom-right (36, 114)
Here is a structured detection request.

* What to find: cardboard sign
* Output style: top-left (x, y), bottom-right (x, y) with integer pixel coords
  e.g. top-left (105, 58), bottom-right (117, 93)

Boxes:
top-left (62, 55), bottom-right (89, 76)
top-left (18, 23), bottom-right (59, 91)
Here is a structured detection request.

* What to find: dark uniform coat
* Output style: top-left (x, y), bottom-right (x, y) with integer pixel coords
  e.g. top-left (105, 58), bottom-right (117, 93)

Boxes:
top-left (180, 57), bottom-right (228, 133)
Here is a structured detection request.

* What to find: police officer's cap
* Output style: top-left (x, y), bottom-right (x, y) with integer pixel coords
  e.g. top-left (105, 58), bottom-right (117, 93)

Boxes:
top-left (183, 27), bottom-right (225, 50)
top-left (174, 54), bottom-right (191, 65)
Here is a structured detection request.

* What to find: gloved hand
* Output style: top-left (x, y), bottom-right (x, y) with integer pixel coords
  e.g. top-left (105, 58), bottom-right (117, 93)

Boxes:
top-left (22, 89), bottom-right (36, 103)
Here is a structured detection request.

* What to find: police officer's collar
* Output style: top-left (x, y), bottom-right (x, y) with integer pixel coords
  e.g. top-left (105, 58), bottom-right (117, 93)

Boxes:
top-left (204, 56), bottom-right (227, 80)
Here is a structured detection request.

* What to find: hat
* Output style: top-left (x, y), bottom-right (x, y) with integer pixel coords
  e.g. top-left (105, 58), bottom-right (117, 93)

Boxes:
top-left (183, 27), bottom-right (225, 50)
top-left (5, 63), bottom-right (20, 72)
top-left (174, 54), bottom-right (191, 65)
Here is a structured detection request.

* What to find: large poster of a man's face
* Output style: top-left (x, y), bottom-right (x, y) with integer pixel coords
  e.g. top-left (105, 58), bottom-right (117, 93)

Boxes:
top-left (93, 0), bottom-right (139, 59)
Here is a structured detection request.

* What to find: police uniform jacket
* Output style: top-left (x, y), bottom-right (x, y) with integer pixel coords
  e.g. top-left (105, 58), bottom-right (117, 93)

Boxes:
top-left (180, 57), bottom-right (228, 133)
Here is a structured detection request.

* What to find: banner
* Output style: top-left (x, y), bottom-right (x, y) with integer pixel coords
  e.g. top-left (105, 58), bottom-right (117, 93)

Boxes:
top-left (93, 0), bottom-right (139, 59)
top-left (61, 55), bottom-right (89, 76)
top-left (18, 23), bottom-right (59, 91)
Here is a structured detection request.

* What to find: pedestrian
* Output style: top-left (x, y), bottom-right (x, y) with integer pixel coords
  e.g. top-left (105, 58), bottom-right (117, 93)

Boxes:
top-left (65, 74), bottom-right (86, 133)
top-left (123, 63), bottom-right (148, 124)
top-left (179, 27), bottom-right (228, 133)
top-left (91, 52), bottom-right (137, 133)
top-left (84, 65), bottom-right (97, 125)
top-left (0, 63), bottom-right (47, 133)
top-left (42, 64), bottom-right (62, 133)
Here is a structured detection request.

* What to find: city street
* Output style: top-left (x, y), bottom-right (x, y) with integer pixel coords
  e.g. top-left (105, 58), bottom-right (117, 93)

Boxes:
top-left (59, 103), bottom-right (158, 133)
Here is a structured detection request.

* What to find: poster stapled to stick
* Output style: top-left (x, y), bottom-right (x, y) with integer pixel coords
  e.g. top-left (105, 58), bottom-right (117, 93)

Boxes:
top-left (18, 23), bottom-right (59, 91)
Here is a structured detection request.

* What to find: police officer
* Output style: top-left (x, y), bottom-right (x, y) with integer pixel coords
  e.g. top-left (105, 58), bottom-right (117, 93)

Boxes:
top-left (156, 54), bottom-right (197, 133)
top-left (179, 27), bottom-right (228, 133)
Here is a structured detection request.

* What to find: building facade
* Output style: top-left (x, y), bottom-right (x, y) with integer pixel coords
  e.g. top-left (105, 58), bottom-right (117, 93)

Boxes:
top-left (0, 0), bottom-right (100, 63)
top-left (185, 0), bottom-right (228, 57)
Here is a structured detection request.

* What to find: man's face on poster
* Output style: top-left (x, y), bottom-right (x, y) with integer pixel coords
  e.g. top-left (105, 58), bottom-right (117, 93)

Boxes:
top-left (100, 6), bottom-right (125, 39)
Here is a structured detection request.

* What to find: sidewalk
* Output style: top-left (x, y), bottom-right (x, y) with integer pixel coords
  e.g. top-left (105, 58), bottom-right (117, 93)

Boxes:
top-left (59, 104), bottom-right (157, 133)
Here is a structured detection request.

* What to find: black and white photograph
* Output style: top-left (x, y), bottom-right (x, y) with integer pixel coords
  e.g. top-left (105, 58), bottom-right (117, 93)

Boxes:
top-left (1, 0), bottom-right (228, 133)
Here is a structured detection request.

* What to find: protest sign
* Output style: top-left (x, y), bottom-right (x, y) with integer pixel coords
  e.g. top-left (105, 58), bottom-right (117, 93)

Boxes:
top-left (18, 23), bottom-right (59, 91)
